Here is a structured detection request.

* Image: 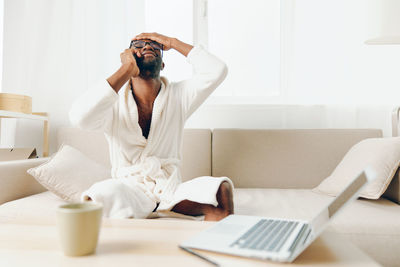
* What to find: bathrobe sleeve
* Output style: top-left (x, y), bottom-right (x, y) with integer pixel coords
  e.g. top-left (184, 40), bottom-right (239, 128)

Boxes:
top-left (69, 79), bottom-right (119, 133)
top-left (175, 46), bottom-right (228, 119)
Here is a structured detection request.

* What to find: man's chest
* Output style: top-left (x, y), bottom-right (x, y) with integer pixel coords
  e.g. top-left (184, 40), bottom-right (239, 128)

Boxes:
top-left (137, 106), bottom-right (153, 139)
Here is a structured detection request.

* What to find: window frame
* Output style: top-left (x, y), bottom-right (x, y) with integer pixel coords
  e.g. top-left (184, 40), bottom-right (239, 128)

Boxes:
top-left (193, 0), bottom-right (294, 105)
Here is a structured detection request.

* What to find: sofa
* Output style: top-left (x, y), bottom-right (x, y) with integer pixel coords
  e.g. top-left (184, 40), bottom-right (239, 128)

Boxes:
top-left (1, 127), bottom-right (400, 266)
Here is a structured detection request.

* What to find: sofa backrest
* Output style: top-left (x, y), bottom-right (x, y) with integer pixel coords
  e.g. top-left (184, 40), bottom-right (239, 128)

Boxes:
top-left (58, 128), bottom-right (111, 167)
top-left (57, 128), bottom-right (212, 181)
top-left (58, 128), bottom-right (385, 189)
top-left (212, 129), bottom-right (383, 189)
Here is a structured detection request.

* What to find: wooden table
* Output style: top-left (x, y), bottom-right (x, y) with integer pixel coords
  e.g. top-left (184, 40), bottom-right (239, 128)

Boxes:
top-left (0, 219), bottom-right (380, 267)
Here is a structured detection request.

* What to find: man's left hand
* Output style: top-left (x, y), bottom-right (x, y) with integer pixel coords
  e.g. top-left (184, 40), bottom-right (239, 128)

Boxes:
top-left (133, 32), bottom-right (174, 51)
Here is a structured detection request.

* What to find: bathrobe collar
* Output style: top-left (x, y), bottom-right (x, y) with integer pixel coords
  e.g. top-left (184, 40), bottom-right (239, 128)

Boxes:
top-left (123, 77), bottom-right (169, 149)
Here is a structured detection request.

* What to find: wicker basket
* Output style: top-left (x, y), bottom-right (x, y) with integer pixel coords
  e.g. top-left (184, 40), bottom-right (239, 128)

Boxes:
top-left (0, 93), bottom-right (32, 114)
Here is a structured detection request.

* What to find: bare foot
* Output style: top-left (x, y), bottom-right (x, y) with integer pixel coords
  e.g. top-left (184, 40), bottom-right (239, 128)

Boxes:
top-left (203, 181), bottom-right (234, 221)
top-left (203, 207), bottom-right (231, 221)
top-left (171, 181), bottom-right (234, 221)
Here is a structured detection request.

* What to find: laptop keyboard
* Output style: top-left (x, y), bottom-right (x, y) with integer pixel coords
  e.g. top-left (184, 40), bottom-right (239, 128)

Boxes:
top-left (229, 219), bottom-right (302, 252)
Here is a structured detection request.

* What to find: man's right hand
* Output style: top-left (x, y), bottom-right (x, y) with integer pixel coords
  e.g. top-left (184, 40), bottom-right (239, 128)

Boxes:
top-left (107, 48), bottom-right (141, 93)
top-left (120, 48), bottom-right (140, 78)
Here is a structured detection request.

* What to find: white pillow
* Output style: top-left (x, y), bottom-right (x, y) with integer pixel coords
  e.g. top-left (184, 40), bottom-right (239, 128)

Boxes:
top-left (313, 137), bottom-right (400, 199)
top-left (27, 145), bottom-right (110, 202)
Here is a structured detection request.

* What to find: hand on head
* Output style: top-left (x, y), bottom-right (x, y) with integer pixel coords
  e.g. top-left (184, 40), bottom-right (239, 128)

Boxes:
top-left (107, 32), bottom-right (191, 92)
top-left (132, 32), bottom-right (173, 51)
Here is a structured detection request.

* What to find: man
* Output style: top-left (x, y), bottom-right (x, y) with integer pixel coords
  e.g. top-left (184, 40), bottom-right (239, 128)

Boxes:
top-left (69, 32), bottom-right (233, 221)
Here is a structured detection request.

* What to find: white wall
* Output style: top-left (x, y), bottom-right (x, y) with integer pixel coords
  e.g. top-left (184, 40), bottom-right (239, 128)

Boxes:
top-left (2, 0), bottom-right (145, 155)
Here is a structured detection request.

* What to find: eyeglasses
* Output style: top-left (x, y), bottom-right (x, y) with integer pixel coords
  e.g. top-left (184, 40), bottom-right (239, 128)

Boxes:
top-left (130, 40), bottom-right (163, 58)
top-left (130, 40), bottom-right (163, 51)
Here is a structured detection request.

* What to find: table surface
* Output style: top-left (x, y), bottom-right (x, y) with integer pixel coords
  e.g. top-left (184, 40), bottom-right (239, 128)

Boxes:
top-left (0, 110), bottom-right (48, 121)
top-left (0, 110), bottom-right (49, 157)
top-left (0, 218), bottom-right (380, 267)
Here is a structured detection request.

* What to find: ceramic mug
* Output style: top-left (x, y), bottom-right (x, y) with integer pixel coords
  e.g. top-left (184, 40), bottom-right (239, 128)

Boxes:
top-left (56, 202), bottom-right (103, 256)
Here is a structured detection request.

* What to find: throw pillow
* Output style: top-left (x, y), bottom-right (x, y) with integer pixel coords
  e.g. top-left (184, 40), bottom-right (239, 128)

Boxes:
top-left (313, 137), bottom-right (400, 199)
top-left (27, 144), bottom-right (110, 202)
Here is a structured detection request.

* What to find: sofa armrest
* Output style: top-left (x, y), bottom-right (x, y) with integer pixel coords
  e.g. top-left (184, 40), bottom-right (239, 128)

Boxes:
top-left (0, 158), bottom-right (49, 205)
top-left (383, 168), bottom-right (400, 205)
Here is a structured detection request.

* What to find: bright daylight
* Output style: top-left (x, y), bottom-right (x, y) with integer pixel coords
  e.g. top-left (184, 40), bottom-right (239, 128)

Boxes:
top-left (0, 0), bottom-right (399, 266)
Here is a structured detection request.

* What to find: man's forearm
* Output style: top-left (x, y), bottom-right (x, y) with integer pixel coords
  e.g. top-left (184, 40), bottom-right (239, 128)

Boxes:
top-left (171, 38), bottom-right (194, 57)
top-left (107, 63), bottom-right (133, 93)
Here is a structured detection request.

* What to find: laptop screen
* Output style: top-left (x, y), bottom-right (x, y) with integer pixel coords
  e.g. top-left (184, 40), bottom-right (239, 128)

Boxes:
top-left (327, 171), bottom-right (368, 218)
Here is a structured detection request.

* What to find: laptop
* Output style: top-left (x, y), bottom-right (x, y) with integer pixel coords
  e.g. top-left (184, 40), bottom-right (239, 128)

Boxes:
top-left (180, 168), bottom-right (376, 263)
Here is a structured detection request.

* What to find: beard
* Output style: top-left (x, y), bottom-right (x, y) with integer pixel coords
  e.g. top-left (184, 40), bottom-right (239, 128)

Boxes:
top-left (135, 54), bottom-right (162, 79)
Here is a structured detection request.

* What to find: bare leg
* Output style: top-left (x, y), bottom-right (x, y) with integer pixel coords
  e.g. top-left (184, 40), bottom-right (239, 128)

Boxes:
top-left (172, 181), bottom-right (234, 221)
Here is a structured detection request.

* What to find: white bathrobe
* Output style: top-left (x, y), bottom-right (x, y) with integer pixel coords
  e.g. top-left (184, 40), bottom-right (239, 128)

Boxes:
top-left (69, 46), bottom-right (233, 219)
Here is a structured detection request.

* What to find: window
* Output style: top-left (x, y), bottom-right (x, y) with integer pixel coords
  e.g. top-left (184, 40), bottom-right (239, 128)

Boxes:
top-left (206, 0), bottom-right (281, 98)
top-left (145, 0), bottom-right (282, 102)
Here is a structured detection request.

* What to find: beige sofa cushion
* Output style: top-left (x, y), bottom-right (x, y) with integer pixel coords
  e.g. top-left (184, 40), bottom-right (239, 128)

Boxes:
top-left (0, 191), bottom-right (66, 223)
top-left (57, 128), bottom-right (111, 167)
top-left (27, 145), bottom-right (110, 202)
top-left (212, 129), bottom-right (382, 188)
top-left (314, 137), bottom-right (400, 199)
top-left (181, 129), bottom-right (212, 181)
